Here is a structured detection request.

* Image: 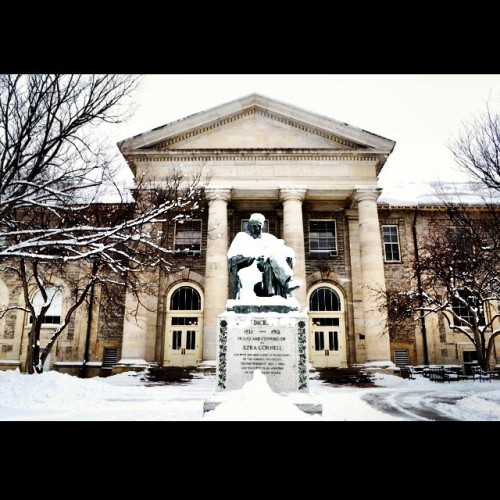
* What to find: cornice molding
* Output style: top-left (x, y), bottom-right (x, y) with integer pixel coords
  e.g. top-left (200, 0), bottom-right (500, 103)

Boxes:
top-left (151, 107), bottom-right (365, 150)
top-left (128, 150), bottom-right (381, 163)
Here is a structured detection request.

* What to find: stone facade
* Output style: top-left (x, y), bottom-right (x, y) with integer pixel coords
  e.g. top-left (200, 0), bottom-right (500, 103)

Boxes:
top-left (1, 94), bottom-right (498, 374)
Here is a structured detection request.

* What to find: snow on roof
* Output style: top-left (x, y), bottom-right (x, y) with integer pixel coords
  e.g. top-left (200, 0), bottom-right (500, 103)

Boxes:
top-left (379, 181), bottom-right (500, 207)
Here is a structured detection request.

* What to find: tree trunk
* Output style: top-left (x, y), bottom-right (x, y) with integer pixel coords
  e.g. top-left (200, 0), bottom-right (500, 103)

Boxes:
top-left (486, 339), bottom-right (496, 372)
top-left (26, 322), bottom-right (43, 374)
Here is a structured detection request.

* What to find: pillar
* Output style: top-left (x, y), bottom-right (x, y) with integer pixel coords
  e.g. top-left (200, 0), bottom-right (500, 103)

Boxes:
top-left (346, 209), bottom-right (365, 364)
top-left (120, 285), bottom-right (158, 365)
top-left (203, 188), bottom-right (231, 360)
top-left (353, 187), bottom-right (391, 362)
top-left (280, 187), bottom-right (307, 309)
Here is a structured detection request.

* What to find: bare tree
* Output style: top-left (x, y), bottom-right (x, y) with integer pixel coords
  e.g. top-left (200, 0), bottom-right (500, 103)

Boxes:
top-left (0, 74), bottom-right (208, 374)
top-left (386, 205), bottom-right (500, 371)
top-left (449, 101), bottom-right (500, 194)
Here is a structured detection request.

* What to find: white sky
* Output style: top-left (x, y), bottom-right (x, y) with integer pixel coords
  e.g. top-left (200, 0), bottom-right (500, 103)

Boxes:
top-left (108, 74), bottom-right (500, 187)
top-left (1, 367), bottom-right (499, 421)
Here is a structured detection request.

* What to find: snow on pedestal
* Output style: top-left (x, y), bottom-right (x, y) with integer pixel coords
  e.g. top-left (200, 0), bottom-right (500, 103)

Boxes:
top-left (203, 369), bottom-right (320, 421)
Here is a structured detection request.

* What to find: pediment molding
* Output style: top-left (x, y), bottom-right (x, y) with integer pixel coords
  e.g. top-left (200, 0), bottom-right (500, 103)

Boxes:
top-left (148, 107), bottom-right (365, 151)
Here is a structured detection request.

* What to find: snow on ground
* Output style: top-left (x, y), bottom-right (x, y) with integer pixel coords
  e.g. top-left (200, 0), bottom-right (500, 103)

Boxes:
top-left (0, 368), bottom-right (499, 421)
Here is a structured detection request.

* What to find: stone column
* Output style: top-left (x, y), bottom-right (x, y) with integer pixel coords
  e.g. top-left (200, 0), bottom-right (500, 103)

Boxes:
top-left (120, 281), bottom-right (158, 366)
top-left (280, 187), bottom-right (307, 309)
top-left (353, 188), bottom-right (390, 362)
top-left (346, 209), bottom-right (365, 364)
top-left (203, 188), bottom-right (232, 360)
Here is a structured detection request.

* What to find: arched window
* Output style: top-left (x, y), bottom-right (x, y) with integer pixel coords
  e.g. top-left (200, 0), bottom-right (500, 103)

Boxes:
top-left (30, 288), bottom-right (62, 324)
top-left (170, 286), bottom-right (201, 311)
top-left (309, 287), bottom-right (341, 312)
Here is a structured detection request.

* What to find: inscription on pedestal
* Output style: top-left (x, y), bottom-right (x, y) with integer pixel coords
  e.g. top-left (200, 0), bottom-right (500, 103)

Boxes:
top-left (217, 312), bottom-right (308, 392)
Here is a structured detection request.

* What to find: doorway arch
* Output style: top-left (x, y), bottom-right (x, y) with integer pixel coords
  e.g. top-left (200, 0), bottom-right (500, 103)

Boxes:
top-left (307, 284), bottom-right (347, 368)
top-left (164, 283), bottom-right (204, 367)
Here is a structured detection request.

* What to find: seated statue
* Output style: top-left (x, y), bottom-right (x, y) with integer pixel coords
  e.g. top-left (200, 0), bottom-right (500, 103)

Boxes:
top-left (227, 213), bottom-right (300, 300)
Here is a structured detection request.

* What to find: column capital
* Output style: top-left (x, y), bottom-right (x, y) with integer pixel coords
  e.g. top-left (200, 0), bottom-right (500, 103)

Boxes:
top-left (345, 209), bottom-right (359, 221)
top-left (352, 187), bottom-right (382, 204)
top-left (279, 186), bottom-right (307, 202)
top-left (206, 187), bottom-right (232, 202)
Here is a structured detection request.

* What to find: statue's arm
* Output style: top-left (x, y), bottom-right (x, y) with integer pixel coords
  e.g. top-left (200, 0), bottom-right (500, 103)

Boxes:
top-left (228, 255), bottom-right (255, 273)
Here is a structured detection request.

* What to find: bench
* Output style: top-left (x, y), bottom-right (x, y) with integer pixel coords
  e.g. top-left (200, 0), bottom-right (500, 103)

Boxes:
top-left (405, 366), bottom-right (420, 380)
top-left (470, 365), bottom-right (493, 382)
top-left (427, 366), bottom-right (461, 382)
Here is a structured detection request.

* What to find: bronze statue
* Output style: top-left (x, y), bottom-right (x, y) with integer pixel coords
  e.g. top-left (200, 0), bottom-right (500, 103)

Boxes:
top-left (227, 213), bottom-right (300, 300)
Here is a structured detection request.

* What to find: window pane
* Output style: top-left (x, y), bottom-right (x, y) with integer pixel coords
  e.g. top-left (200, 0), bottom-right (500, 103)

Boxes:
top-left (172, 331), bottom-right (182, 350)
top-left (314, 331), bottom-right (324, 351)
top-left (463, 351), bottom-right (478, 363)
top-left (452, 290), bottom-right (485, 326)
top-left (312, 318), bottom-right (340, 327)
top-left (170, 287), bottom-right (201, 310)
top-left (171, 317), bottom-right (198, 325)
top-left (327, 331), bottom-right (339, 351)
top-left (186, 331), bottom-right (196, 350)
top-left (175, 220), bottom-right (201, 255)
top-left (30, 288), bottom-right (62, 324)
top-left (310, 287), bottom-right (341, 311)
top-left (328, 331), bottom-right (334, 351)
top-left (383, 226), bottom-right (400, 262)
top-left (309, 220), bottom-right (337, 258)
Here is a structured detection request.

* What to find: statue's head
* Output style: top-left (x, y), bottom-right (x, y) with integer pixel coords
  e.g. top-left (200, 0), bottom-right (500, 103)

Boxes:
top-left (247, 213), bottom-right (265, 239)
top-left (249, 213), bottom-right (265, 225)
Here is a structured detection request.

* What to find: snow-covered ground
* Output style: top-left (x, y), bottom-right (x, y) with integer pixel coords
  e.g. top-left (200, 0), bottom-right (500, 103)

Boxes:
top-left (1, 368), bottom-right (500, 421)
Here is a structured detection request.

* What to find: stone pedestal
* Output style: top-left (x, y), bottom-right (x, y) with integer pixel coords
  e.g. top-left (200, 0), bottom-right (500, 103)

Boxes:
top-left (216, 310), bottom-right (309, 392)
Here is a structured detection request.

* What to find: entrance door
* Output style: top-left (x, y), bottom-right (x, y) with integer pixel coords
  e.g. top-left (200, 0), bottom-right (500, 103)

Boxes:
top-left (308, 286), bottom-right (347, 368)
top-left (168, 325), bottom-right (199, 367)
top-left (311, 324), bottom-right (345, 368)
top-left (164, 285), bottom-right (203, 367)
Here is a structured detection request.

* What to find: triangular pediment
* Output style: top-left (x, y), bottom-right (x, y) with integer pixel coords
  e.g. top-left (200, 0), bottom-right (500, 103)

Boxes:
top-left (118, 93), bottom-right (396, 154)
top-left (150, 108), bottom-right (353, 150)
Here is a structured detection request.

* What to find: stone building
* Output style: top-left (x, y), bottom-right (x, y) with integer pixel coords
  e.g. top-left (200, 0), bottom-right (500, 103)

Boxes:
top-left (1, 93), bottom-right (499, 374)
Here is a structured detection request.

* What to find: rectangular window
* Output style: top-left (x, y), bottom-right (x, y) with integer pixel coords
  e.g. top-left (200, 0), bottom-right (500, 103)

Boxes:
top-left (171, 317), bottom-right (198, 326)
top-left (463, 351), bottom-right (478, 364)
top-left (446, 227), bottom-right (474, 255)
top-left (29, 288), bottom-right (62, 325)
top-left (452, 290), bottom-right (485, 327)
top-left (328, 331), bottom-right (339, 351)
top-left (314, 331), bottom-right (325, 351)
top-left (312, 318), bottom-right (340, 327)
top-left (309, 220), bottom-right (337, 259)
top-left (174, 220), bottom-right (202, 257)
top-left (29, 315), bottom-right (61, 324)
top-left (186, 331), bottom-right (196, 350)
top-left (382, 225), bottom-right (400, 262)
top-left (242, 219), bottom-right (269, 233)
top-left (172, 331), bottom-right (182, 350)
top-left (393, 349), bottom-right (409, 367)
